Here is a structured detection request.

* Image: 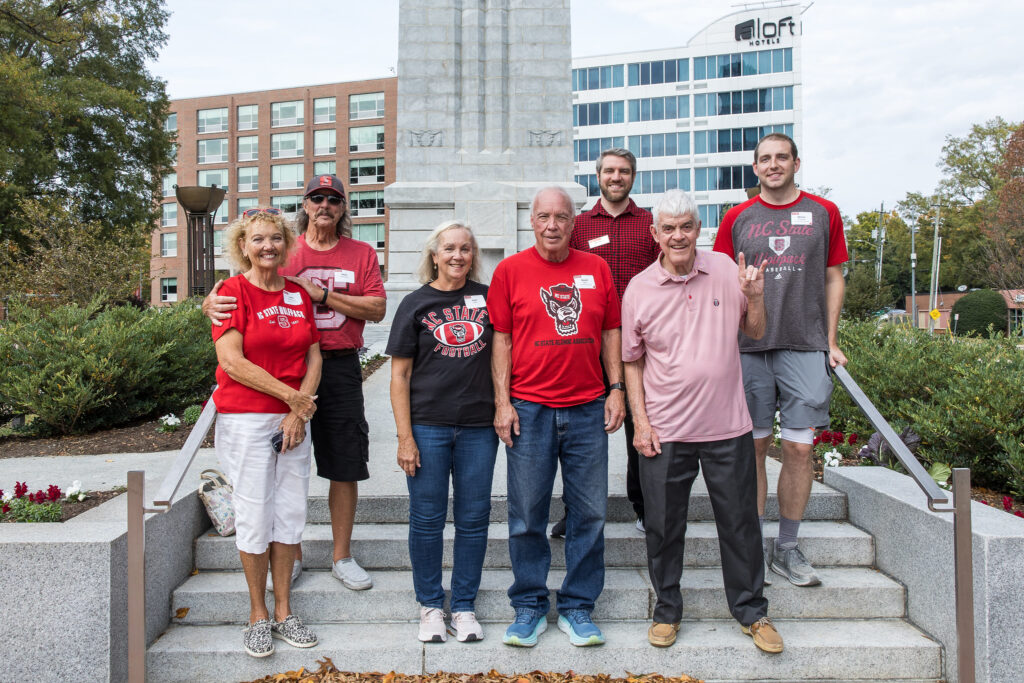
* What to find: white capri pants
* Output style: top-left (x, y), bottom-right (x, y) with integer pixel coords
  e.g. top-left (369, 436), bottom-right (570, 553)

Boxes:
top-left (215, 412), bottom-right (312, 554)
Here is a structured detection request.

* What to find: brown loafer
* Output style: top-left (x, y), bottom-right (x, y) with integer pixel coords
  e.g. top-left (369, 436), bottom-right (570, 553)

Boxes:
top-left (742, 616), bottom-right (784, 653)
top-left (648, 621), bottom-right (680, 647)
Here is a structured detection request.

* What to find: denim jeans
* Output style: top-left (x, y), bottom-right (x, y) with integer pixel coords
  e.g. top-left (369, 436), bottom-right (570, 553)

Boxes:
top-left (506, 397), bottom-right (608, 615)
top-left (407, 424), bottom-right (498, 612)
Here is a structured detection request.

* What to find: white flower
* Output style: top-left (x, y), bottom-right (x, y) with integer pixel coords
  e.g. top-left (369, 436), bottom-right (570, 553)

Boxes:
top-left (77, 493), bottom-right (87, 502)
top-left (1, 491), bottom-right (11, 503)
top-left (823, 449), bottom-right (842, 468)
top-left (159, 414), bottom-right (181, 427)
top-left (66, 480), bottom-right (82, 498)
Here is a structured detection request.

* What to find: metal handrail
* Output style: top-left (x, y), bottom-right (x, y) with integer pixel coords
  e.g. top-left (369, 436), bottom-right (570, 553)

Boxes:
top-left (127, 395), bottom-right (218, 683)
top-left (833, 365), bottom-right (974, 683)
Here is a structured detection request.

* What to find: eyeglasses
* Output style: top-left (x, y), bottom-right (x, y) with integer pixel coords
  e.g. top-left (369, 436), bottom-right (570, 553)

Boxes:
top-left (242, 207), bottom-right (283, 218)
top-left (307, 194), bottom-right (343, 205)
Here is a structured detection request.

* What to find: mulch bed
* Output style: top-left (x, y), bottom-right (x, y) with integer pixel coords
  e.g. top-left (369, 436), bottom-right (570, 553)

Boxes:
top-left (243, 660), bottom-right (702, 683)
top-left (0, 355), bottom-right (389, 461)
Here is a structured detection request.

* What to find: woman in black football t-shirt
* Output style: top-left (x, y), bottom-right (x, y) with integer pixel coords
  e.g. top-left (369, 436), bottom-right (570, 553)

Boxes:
top-left (386, 220), bottom-right (496, 644)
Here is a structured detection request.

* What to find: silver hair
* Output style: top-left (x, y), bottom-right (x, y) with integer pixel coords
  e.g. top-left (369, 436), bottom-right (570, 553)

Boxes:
top-left (530, 185), bottom-right (576, 216)
top-left (652, 189), bottom-right (700, 227)
top-left (416, 220), bottom-right (482, 284)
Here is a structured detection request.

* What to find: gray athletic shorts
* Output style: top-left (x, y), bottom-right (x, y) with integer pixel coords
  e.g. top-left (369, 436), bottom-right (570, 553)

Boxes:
top-left (740, 350), bottom-right (833, 430)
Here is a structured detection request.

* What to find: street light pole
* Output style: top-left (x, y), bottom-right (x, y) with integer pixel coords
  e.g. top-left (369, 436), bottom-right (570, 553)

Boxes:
top-left (928, 203), bottom-right (941, 334)
top-left (910, 218), bottom-right (918, 327)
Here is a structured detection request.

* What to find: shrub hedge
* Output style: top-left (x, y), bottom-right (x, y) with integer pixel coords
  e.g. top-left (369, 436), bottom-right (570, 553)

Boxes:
top-left (951, 289), bottom-right (1008, 337)
top-left (830, 320), bottom-right (1024, 495)
top-left (0, 297), bottom-right (216, 436)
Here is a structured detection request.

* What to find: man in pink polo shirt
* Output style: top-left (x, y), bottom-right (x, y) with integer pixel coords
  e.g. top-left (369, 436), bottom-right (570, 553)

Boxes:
top-left (621, 189), bottom-right (782, 654)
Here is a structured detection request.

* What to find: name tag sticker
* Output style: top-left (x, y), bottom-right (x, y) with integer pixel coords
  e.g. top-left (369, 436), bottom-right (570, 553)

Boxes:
top-left (337, 269), bottom-right (355, 283)
top-left (588, 234), bottom-right (610, 249)
top-left (573, 274), bottom-right (596, 289)
top-left (464, 295), bottom-right (486, 308)
top-left (282, 290), bottom-right (303, 306)
top-left (791, 211), bottom-right (813, 225)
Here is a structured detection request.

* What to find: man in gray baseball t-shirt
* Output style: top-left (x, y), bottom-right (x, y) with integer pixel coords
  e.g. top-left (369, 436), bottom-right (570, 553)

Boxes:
top-left (713, 133), bottom-right (849, 588)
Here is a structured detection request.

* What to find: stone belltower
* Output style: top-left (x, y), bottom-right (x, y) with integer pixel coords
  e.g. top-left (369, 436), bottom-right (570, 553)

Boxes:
top-left (384, 0), bottom-right (582, 314)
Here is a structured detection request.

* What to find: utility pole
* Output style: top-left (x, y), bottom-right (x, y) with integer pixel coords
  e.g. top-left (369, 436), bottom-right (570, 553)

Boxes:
top-left (875, 203), bottom-right (886, 284)
top-left (910, 217), bottom-right (918, 327)
top-left (928, 203), bottom-right (941, 334)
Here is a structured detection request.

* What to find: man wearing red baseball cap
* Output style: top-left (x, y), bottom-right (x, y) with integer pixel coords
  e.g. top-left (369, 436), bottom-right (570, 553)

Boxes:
top-left (204, 175), bottom-right (386, 591)
top-left (487, 186), bottom-right (624, 648)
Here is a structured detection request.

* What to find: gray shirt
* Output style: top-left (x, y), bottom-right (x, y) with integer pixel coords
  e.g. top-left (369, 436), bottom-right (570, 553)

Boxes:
top-left (713, 191), bottom-right (847, 353)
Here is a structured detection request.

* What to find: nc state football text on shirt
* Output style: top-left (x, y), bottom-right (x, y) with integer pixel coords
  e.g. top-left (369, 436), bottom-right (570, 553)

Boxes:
top-left (420, 305), bottom-right (489, 358)
top-left (256, 305), bottom-right (307, 321)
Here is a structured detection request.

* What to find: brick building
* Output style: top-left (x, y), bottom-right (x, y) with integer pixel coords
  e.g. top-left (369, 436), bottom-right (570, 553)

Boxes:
top-left (151, 77), bottom-right (397, 306)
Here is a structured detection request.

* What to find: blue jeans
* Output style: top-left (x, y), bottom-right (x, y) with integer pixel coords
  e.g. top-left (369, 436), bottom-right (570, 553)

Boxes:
top-left (407, 424), bottom-right (498, 612)
top-left (506, 398), bottom-right (608, 614)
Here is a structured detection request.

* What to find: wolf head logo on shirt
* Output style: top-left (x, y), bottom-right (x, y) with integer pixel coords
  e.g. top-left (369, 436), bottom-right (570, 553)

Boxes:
top-left (540, 283), bottom-right (582, 337)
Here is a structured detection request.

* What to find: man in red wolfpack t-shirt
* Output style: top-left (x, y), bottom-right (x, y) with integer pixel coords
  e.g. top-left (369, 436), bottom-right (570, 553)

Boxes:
top-left (713, 133), bottom-right (848, 589)
top-left (489, 186), bottom-right (625, 648)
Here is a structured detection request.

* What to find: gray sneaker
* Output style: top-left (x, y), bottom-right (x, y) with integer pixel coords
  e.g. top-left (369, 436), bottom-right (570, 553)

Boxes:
top-left (771, 544), bottom-right (821, 586)
top-left (242, 618), bottom-right (274, 658)
top-left (763, 552), bottom-right (773, 587)
top-left (272, 614), bottom-right (318, 648)
top-left (332, 557), bottom-right (373, 590)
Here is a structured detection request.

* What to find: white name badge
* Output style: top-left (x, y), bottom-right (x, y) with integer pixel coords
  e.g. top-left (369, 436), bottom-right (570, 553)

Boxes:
top-left (791, 211), bottom-right (813, 225)
top-left (573, 274), bottom-right (596, 289)
top-left (282, 290), bottom-right (303, 306)
top-left (588, 234), bottom-right (610, 249)
top-left (464, 295), bottom-right (486, 308)
top-left (337, 269), bottom-right (355, 283)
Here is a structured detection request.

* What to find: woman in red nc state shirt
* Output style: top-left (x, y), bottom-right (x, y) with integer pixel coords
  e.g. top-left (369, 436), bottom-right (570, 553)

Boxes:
top-left (211, 208), bottom-right (322, 658)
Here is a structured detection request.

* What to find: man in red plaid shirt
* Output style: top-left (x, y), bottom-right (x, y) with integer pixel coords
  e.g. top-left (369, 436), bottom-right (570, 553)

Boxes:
top-left (556, 148), bottom-right (659, 535)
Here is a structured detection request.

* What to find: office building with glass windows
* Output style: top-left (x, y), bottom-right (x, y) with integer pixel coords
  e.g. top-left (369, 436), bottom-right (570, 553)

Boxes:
top-left (571, 4), bottom-right (803, 246)
top-left (151, 78), bottom-right (396, 306)
top-left (152, 6), bottom-right (802, 303)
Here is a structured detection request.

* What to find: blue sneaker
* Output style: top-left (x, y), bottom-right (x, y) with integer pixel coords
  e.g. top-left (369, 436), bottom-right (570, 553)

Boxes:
top-left (557, 609), bottom-right (605, 646)
top-left (502, 609), bottom-right (547, 647)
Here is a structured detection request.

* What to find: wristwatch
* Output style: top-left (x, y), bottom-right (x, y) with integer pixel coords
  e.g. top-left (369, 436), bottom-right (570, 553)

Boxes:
top-left (608, 382), bottom-right (626, 392)
top-left (320, 287), bottom-right (329, 304)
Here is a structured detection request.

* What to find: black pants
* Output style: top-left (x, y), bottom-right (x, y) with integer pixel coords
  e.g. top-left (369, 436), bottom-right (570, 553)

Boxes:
top-left (623, 396), bottom-right (644, 520)
top-left (639, 434), bottom-right (767, 625)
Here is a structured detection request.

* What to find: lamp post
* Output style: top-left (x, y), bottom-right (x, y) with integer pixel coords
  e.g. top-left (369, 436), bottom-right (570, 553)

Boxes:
top-left (928, 203), bottom-right (941, 334)
top-left (175, 185), bottom-right (225, 298)
top-left (910, 219), bottom-right (918, 327)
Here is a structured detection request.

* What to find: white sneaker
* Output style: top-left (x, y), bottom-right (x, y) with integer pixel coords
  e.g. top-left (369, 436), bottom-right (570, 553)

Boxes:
top-left (448, 611), bottom-right (484, 642)
top-left (331, 557), bottom-right (373, 590)
top-left (635, 518), bottom-right (645, 533)
top-left (267, 559), bottom-right (302, 590)
top-left (418, 606), bottom-right (447, 642)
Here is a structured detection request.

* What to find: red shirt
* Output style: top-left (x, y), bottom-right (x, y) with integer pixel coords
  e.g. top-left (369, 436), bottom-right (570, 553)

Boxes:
top-left (212, 274), bottom-right (320, 414)
top-left (488, 247), bottom-right (620, 407)
top-left (570, 199), bottom-right (659, 301)
top-left (280, 235), bottom-right (385, 351)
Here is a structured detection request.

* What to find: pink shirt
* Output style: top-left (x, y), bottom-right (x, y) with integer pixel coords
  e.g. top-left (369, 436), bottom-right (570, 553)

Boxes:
top-left (621, 250), bottom-right (752, 442)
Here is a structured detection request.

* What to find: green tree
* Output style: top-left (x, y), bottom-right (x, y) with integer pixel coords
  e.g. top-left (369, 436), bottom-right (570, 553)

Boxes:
top-left (0, 0), bottom-right (174, 249)
top-left (951, 289), bottom-right (1008, 337)
top-left (985, 125), bottom-right (1024, 291)
top-left (937, 116), bottom-right (1018, 204)
top-left (842, 263), bottom-right (894, 320)
top-left (0, 195), bottom-right (149, 305)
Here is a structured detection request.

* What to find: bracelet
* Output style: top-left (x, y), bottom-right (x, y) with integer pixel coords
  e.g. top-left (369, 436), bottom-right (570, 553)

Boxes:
top-left (608, 382), bottom-right (625, 392)
top-left (320, 287), bottom-right (329, 304)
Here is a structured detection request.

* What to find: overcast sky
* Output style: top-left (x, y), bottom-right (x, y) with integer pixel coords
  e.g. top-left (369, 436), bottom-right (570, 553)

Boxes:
top-left (152, 0), bottom-right (1024, 218)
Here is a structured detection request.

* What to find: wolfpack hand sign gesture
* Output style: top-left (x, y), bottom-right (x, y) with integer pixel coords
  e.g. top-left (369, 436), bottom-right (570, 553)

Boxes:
top-left (737, 252), bottom-right (768, 300)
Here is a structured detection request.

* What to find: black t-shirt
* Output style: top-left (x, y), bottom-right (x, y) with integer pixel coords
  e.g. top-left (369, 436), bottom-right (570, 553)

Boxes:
top-left (385, 281), bottom-right (494, 426)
